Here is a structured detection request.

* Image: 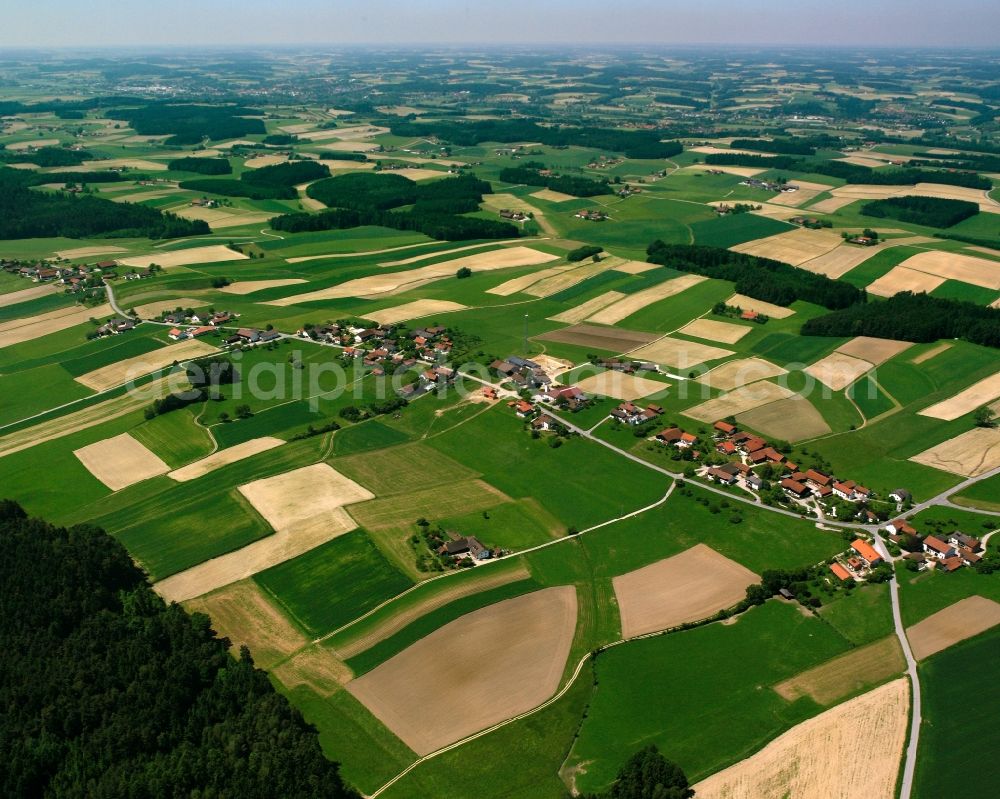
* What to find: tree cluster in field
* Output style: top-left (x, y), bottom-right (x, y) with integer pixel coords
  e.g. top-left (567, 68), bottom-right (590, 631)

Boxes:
top-left (729, 138), bottom-right (817, 155)
top-left (289, 420), bottom-right (342, 440)
top-left (498, 163), bottom-right (609, 197)
top-left (387, 118), bottom-right (684, 159)
top-left (113, 102), bottom-right (266, 145)
top-left (262, 133), bottom-right (297, 145)
top-left (167, 156), bottom-right (232, 175)
top-left (338, 396), bottom-right (408, 422)
top-left (186, 356), bottom-right (240, 389)
top-left (860, 196), bottom-right (979, 228)
top-left (0, 167), bottom-right (208, 240)
top-left (802, 291), bottom-right (1000, 348)
top-left (654, 93), bottom-right (710, 109)
top-left (180, 159), bottom-right (330, 199)
top-left (567, 244), bottom-right (604, 262)
top-left (703, 152), bottom-right (993, 189)
top-left (144, 388), bottom-right (207, 419)
top-left (645, 241), bottom-right (865, 309)
top-left (579, 745), bottom-right (693, 799)
top-left (33, 170), bottom-right (140, 185)
top-left (273, 173), bottom-right (518, 241)
top-left (0, 500), bottom-right (360, 799)
top-left (0, 146), bottom-right (92, 167)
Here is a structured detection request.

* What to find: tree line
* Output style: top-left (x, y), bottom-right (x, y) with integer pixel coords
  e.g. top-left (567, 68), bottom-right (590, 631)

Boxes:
top-left (802, 291), bottom-right (1000, 348)
top-left (387, 118), bottom-right (684, 159)
top-left (498, 164), bottom-right (609, 197)
top-left (0, 167), bottom-right (208, 240)
top-left (703, 153), bottom-right (993, 190)
top-left (645, 241), bottom-right (865, 309)
top-left (180, 160), bottom-right (330, 200)
top-left (860, 196), bottom-right (979, 228)
top-left (0, 500), bottom-right (360, 799)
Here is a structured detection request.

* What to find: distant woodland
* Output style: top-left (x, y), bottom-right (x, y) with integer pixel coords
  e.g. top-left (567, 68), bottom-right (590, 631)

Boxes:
top-left (180, 159), bottom-right (330, 199)
top-left (0, 168), bottom-right (208, 239)
top-left (274, 173), bottom-right (518, 240)
top-left (498, 163), bottom-right (609, 196)
top-left (645, 241), bottom-right (865, 309)
top-left (0, 500), bottom-right (360, 799)
top-left (802, 292), bottom-right (1000, 348)
top-left (860, 196), bottom-right (979, 228)
top-left (114, 102), bottom-right (266, 145)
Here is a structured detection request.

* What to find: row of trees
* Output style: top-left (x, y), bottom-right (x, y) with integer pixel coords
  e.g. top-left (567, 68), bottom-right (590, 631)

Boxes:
top-left (703, 152), bottom-right (993, 190)
top-left (0, 500), bottom-right (360, 798)
top-left (387, 118), bottom-right (684, 159)
top-left (802, 291), bottom-right (1000, 348)
top-left (645, 241), bottom-right (865, 309)
top-left (0, 167), bottom-right (208, 240)
top-left (498, 164), bottom-right (609, 197)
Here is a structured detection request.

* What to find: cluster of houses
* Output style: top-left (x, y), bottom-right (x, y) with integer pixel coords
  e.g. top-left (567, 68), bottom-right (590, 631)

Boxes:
top-left (829, 539), bottom-right (885, 581)
top-left (223, 328), bottom-right (282, 347)
top-left (436, 533), bottom-right (498, 562)
top-left (586, 156), bottom-right (624, 169)
top-left (885, 519), bottom-right (984, 573)
top-left (740, 177), bottom-right (798, 193)
top-left (189, 197), bottom-right (219, 208)
top-left (609, 401), bottom-right (664, 426)
top-left (161, 309), bottom-right (242, 341)
top-left (790, 215), bottom-right (828, 229)
top-left (2, 258), bottom-right (118, 292)
top-left (574, 209), bottom-right (609, 221)
top-left (95, 317), bottom-right (137, 337)
top-left (512, 400), bottom-right (564, 434)
top-left (491, 356), bottom-right (590, 411)
top-left (616, 184), bottom-right (642, 198)
top-left (593, 357), bottom-right (660, 374)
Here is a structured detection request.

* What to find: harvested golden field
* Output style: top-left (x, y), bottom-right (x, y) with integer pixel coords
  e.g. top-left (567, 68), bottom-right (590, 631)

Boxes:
top-left (174, 206), bottom-right (274, 229)
top-left (268, 246), bottom-right (558, 304)
top-left (893, 250), bottom-right (1000, 289)
top-left (574, 371), bottom-right (669, 401)
top-left (364, 299), bottom-right (468, 325)
top-left (689, 145), bottom-right (776, 157)
top-left (524, 259), bottom-right (615, 298)
top-left (628, 336), bottom-right (735, 369)
top-left (798, 237), bottom-right (932, 279)
top-left (388, 167), bottom-right (447, 181)
top-left (0, 284), bottom-right (56, 308)
top-left (53, 245), bottom-right (127, 259)
top-left (807, 195), bottom-right (858, 214)
top-left (548, 291), bottom-right (626, 324)
top-left (686, 165), bottom-right (764, 178)
top-left (487, 265), bottom-right (573, 297)
top-left (766, 180), bottom-right (835, 208)
top-left (836, 336), bottom-right (912, 365)
top-left (0, 377), bottom-right (172, 458)
top-left (378, 241), bottom-right (509, 267)
top-left (272, 646), bottom-right (353, 698)
top-left (828, 182), bottom-right (1000, 214)
top-left (612, 260), bottom-right (658, 274)
top-left (911, 342), bottom-right (952, 364)
top-left (6, 138), bottom-right (60, 150)
top-left (0, 302), bottom-right (113, 350)
top-left (534, 323), bottom-right (659, 353)
top-left (118, 245), bottom-right (249, 269)
top-left (694, 679), bottom-right (909, 799)
top-left (65, 158), bottom-right (167, 171)
top-left (867, 265), bottom-right (946, 297)
top-left (168, 437), bottom-right (285, 482)
top-left (906, 596), bottom-right (1000, 660)
top-left (586, 274), bottom-right (707, 325)
top-left (331, 564), bottom-right (533, 660)
top-left (317, 140), bottom-right (381, 152)
top-left (184, 579), bottom-right (307, 669)
top-left (684, 381), bottom-right (795, 423)
top-left (131, 297), bottom-right (207, 318)
top-left (530, 188), bottom-right (579, 202)
top-left (736, 396), bottom-right (831, 442)
top-left (345, 586), bottom-right (577, 756)
top-left (731, 227), bottom-right (844, 266)
top-left (243, 154), bottom-right (289, 168)
top-left (773, 635), bottom-right (905, 705)
top-left (155, 464), bottom-right (374, 603)
top-left (75, 339), bottom-right (218, 392)
top-left (74, 432), bottom-right (170, 491)
top-left (219, 278), bottom-right (307, 295)
top-left (678, 318), bottom-right (752, 344)
top-left (697, 357), bottom-right (788, 391)
top-left (316, 159), bottom-right (376, 171)
top-left (804, 352), bottom-right (873, 391)
top-left (613, 544), bottom-right (758, 638)
top-left (909, 427), bottom-right (1000, 477)
top-left (725, 294), bottom-right (795, 319)
top-left (918, 370), bottom-right (1000, 420)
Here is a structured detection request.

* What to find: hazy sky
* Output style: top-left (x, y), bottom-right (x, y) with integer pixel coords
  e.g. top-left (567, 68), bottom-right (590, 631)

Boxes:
top-left (2, 0), bottom-right (999, 48)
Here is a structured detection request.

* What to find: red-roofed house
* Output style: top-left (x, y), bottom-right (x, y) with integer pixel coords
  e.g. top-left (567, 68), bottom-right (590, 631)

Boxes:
top-left (851, 539), bottom-right (882, 567)
top-left (714, 420), bottom-right (737, 437)
top-left (830, 562), bottom-right (853, 581)
top-left (515, 400), bottom-right (535, 418)
top-left (923, 536), bottom-right (956, 560)
top-left (886, 519), bottom-right (917, 536)
top-left (781, 478), bottom-right (810, 498)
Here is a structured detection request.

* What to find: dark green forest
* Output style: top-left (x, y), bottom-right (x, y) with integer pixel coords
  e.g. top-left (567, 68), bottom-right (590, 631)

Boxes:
top-left (113, 102), bottom-right (266, 145)
top-left (0, 147), bottom-right (92, 167)
top-left (0, 500), bottom-right (360, 799)
top-left (180, 160), bottom-right (330, 199)
top-left (0, 168), bottom-right (208, 239)
top-left (167, 156), bottom-right (233, 175)
top-left (645, 241), bottom-right (864, 309)
top-left (860, 195), bottom-right (979, 228)
top-left (498, 164), bottom-right (608, 197)
top-left (802, 291), bottom-right (1000, 348)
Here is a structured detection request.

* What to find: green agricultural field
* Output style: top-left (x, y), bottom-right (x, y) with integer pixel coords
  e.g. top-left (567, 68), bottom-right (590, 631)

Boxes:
top-left (848, 374), bottom-right (896, 420)
top-left (255, 530), bottom-right (413, 636)
top-left (951, 473), bottom-right (1000, 512)
top-left (913, 627), bottom-right (1000, 799)
top-left (130, 406), bottom-right (215, 469)
top-left (568, 601), bottom-right (851, 793)
top-left (690, 213), bottom-right (793, 248)
top-left (817, 583), bottom-right (895, 646)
